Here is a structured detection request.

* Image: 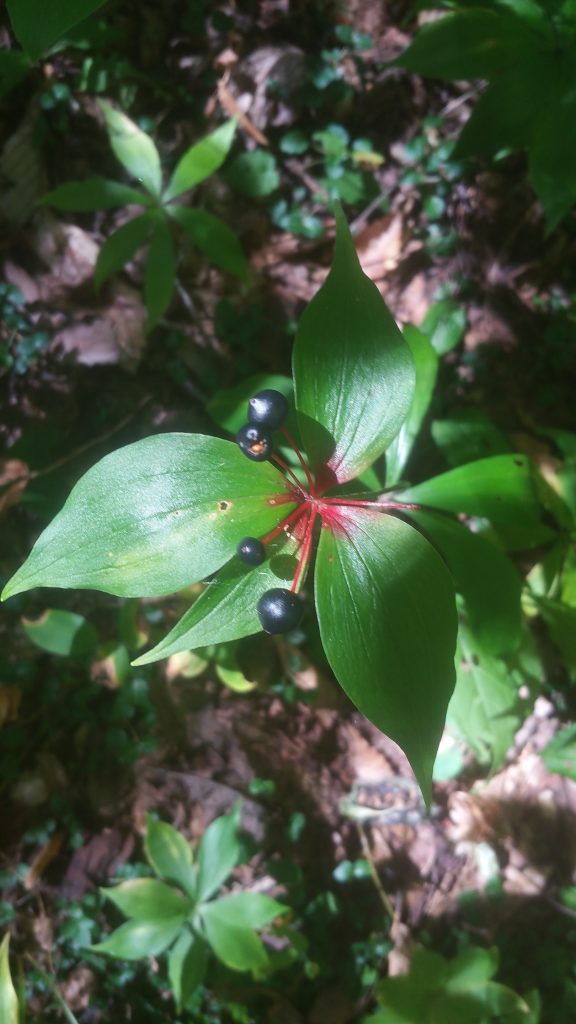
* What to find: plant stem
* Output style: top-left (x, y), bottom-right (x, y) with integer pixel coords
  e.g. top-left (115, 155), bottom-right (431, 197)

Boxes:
top-left (321, 498), bottom-right (423, 511)
top-left (260, 502), bottom-right (308, 545)
top-left (270, 453), bottom-right (309, 498)
top-left (280, 427), bottom-right (318, 497)
top-left (291, 505), bottom-right (318, 593)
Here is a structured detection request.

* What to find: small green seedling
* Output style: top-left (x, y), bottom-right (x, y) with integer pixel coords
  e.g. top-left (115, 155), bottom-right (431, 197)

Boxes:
top-left (43, 104), bottom-right (247, 329)
top-left (91, 806), bottom-right (288, 1011)
top-left (3, 208), bottom-right (563, 802)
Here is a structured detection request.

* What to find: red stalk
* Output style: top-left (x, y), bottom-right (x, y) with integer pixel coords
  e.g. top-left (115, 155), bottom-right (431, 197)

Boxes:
top-left (260, 501), bottom-right (309, 545)
top-left (291, 504), bottom-right (318, 593)
top-left (320, 498), bottom-right (424, 511)
top-left (271, 453), bottom-right (309, 498)
top-left (280, 427), bottom-right (318, 497)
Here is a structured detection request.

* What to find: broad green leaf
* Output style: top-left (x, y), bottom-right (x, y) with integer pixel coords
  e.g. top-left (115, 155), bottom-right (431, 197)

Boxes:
top-left (293, 206), bottom-right (414, 486)
top-left (315, 508), bottom-right (457, 803)
top-left (100, 102), bottom-right (162, 198)
top-left (22, 608), bottom-right (98, 656)
top-left (449, 626), bottom-right (521, 770)
top-left (431, 410), bottom-right (512, 467)
top-left (169, 206), bottom-right (248, 280)
top-left (529, 85), bottom-right (576, 231)
top-left (168, 929), bottom-right (208, 1011)
top-left (445, 946), bottom-right (498, 988)
top-left (164, 119), bottom-right (237, 201)
top-left (7, 0), bottom-right (105, 59)
top-left (0, 934), bottom-right (18, 1024)
top-left (386, 325), bottom-right (438, 485)
top-left (145, 818), bottom-right (197, 898)
top-left (1, 435), bottom-right (296, 600)
top-left (43, 177), bottom-right (151, 212)
top-left (224, 150), bottom-right (280, 197)
top-left (396, 9), bottom-right (549, 80)
top-left (144, 218), bottom-right (176, 329)
top-left (100, 879), bottom-right (191, 920)
top-left (94, 212), bottom-right (154, 289)
top-left (205, 892), bottom-right (287, 930)
top-left (197, 803), bottom-right (242, 902)
top-left (0, 50), bottom-right (30, 97)
top-left (133, 528), bottom-right (300, 665)
top-left (407, 510), bottom-right (522, 654)
top-left (536, 597), bottom-right (576, 679)
top-left (201, 913), bottom-right (268, 972)
top-left (420, 299), bottom-right (466, 356)
top-left (90, 917), bottom-right (183, 960)
top-left (399, 454), bottom-right (554, 550)
top-left (542, 725), bottom-right (576, 780)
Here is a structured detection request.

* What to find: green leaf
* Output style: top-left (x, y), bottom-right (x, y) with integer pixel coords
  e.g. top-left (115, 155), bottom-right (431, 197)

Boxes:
top-left (133, 528), bottom-right (300, 665)
top-left (7, 0), bottom-right (105, 59)
top-left (0, 50), bottom-right (30, 97)
top-left (542, 725), bottom-right (576, 780)
top-left (449, 626), bottom-right (521, 770)
top-left (168, 929), bottom-right (209, 1011)
top-left (407, 511), bottom-right (522, 655)
top-left (197, 803), bottom-right (242, 902)
top-left (90, 918), bottom-right (183, 960)
top-left (431, 410), bottom-right (512, 467)
top-left (205, 892), bottom-right (287, 930)
top-left (293, 206), bottom-right (414, 486)
top-left (315, 508), bottom-right (457, 803)
top-left (164, 119), bottom-right (237, 201)
top-left (100, 879), bottom-right (192, 921)
top-left (145, 818), bottom-right (197, 898)
top-left (399, 454), bottom-right (554, 550)
top-left (43, 177), bottom-right (151, 212)
top-left (386, 325), bottom-right (438, 485)
top-left (2, 435), bottom-right (296, 600)
top-left (100, 101), bottom-right (162, 198)
top-left (22, 608), bottom-right (98, 656)
top-left (396, 9), bottom-right (548, 80)
top-left (169, 206), bottom-right (248, 280)
top-left (0, 934), bottom-right (18, 1024)
top-left (94, 212), bottom-right (154, 289)
top-left (224, 150), bottom-right (280, 197)
top-left (201, 912), bottom-right (268, 972)
top-left (144, 217), bottom-right (176, 329)
top-left (536, 597), bottom-right (576, 679)
top-left (420, 300), bottom-right (466, 356)
top-left (529, 86), bottom-right (576, 231)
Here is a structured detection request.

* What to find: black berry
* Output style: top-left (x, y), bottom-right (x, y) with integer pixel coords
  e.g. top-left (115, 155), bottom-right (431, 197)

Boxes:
top-left (236, 423), bottom-right (273, 462)
top-left (237, 537), bottom-right (266, 566)
top-left (257, 588), bottom-right (303, 634)
top-left (248, 389), bottom-right (289, 430)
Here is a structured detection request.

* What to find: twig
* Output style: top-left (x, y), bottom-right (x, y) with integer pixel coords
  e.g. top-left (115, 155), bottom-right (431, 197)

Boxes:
top-left (355, 821), bottom-right (395, 920)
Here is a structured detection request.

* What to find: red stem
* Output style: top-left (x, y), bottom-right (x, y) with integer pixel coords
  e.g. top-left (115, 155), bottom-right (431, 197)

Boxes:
top-left (320, 498), bottom-right (424, 511)
top-left (260, 501), bottom-right (309, 545)
top-left (291, 505), bottom-right (318, 593)
top-left (280, 427), bottom-right (317, 497)
top-left (271, 453), bottom-right (308, 498)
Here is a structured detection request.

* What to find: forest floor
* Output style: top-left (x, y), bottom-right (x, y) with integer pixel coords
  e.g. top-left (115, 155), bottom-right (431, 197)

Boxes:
top-left (2, 1), bottom-right (576, 1022)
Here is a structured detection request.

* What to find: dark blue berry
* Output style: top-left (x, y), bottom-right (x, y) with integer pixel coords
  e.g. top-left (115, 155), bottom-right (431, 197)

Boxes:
top-left (237, 537), bottom-right (266, 566)
top-left (248, 389), bottom-right (289, 430)
top-left (257, 588), bottom-right (303, 634)
top-left (236, 423), bottom-right (273, 462)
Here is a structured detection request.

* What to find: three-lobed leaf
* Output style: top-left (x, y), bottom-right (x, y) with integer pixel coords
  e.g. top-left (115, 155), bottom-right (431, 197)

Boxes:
top-left (315, 508), bottom-right (457, 803)
top-left (1, 435), bottom-right (296, 600)
top-left (293, 205), bottom-right (414, 486)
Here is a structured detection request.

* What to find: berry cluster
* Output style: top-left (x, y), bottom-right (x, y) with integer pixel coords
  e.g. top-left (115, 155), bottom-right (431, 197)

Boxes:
top-left (236, 390), bottom-right (305, 634)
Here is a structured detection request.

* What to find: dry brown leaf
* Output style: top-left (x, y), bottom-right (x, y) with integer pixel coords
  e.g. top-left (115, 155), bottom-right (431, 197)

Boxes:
top-left (0, 459), bottom-right (30, 517)
top-left (24, 831), bottom-right (65, 890)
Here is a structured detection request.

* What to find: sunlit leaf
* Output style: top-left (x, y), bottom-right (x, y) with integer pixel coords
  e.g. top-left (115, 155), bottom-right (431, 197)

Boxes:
top-left (90, 918), bottom-right (183, 960)
top-left (100, 879), bottom-right (191, 921)
top-left (293, 206), bottom-right (414, 486)
top-left (164, 119), bottom-right (237, 201)
top-left (2, 435), bottom-right (295, 600)
top-left (197, 803), bottom-right (242, 902)
top-left (386, 325), bottom-right (438, 485)
top-left (100, 101), bottom-right (162, 198)
top-left (0, 934), bottom-right (18, 1024)
top-left (22, 608), bottom-right (98, 657)
top-left (315, 508), bottom-right (457, 803)
top-left (204, 892), bottom-right (287, 930)
top-left (145, 818), bottom-right (197, 898)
